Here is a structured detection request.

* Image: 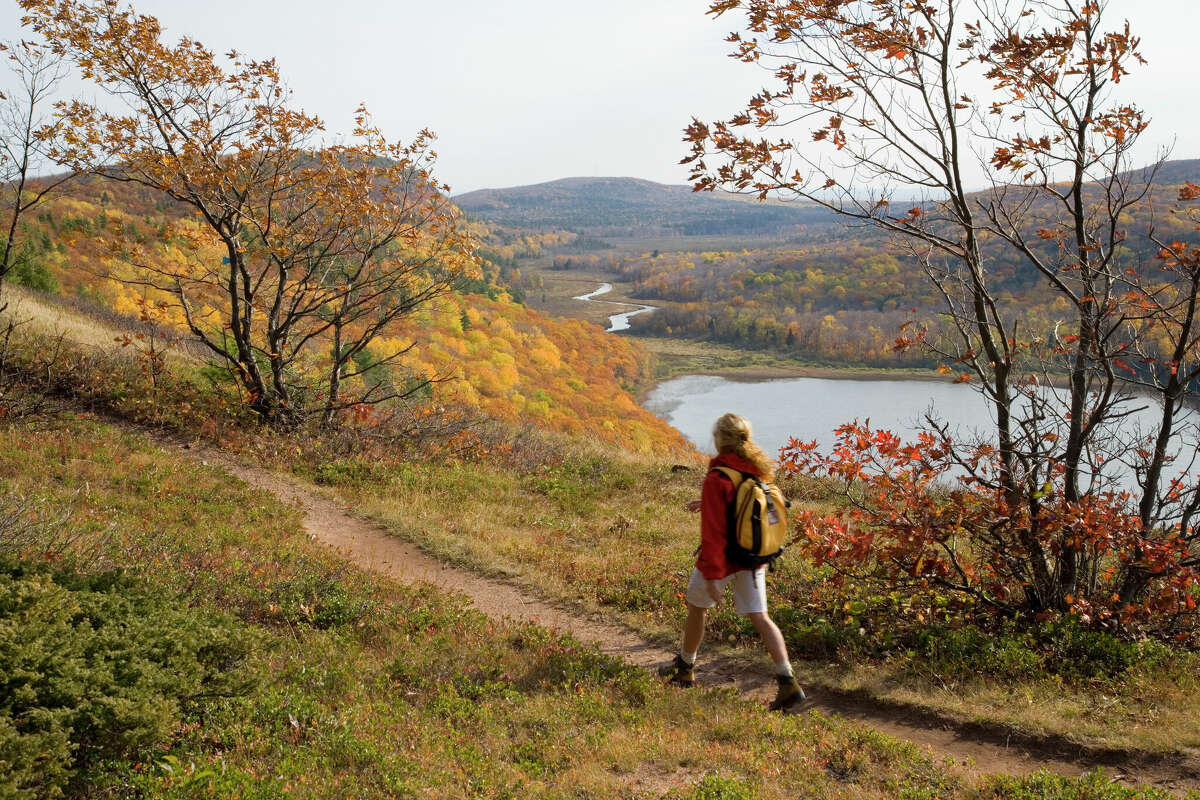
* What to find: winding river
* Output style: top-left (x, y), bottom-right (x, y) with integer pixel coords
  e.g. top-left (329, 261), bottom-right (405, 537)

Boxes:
top-left (573, 283), bottom-right (657, 332)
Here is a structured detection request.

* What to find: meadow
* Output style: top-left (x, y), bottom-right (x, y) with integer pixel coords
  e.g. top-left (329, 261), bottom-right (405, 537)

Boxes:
top-left (2, 290), bottom-right (1199, 799)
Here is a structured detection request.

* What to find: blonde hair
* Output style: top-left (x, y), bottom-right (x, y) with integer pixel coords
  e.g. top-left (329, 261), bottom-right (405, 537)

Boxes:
top-left (712, 413), bottom-right (774, 480)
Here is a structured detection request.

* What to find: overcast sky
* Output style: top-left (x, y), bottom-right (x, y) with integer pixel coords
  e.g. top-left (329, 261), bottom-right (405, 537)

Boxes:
top-left (2, 0), bottom-right (1197, 194)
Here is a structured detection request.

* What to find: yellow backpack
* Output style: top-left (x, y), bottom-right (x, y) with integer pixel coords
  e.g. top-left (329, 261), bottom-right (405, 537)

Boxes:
top-left (712, 466), bottom-right (788, 569)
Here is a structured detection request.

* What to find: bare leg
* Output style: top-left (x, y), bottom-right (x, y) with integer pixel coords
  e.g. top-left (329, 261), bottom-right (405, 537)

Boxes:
top-left (682, 602), bottom-right (707, 655)
top-left (747, 611), bottom-right (788, 665)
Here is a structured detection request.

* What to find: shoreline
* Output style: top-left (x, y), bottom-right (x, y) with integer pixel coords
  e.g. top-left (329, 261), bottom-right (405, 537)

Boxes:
top-left (636, 356), bottom-right (1175, 413)
top-left (634, 363), bottom-right (952, 407)
top-left (676, 364), bottom-right (951, 383)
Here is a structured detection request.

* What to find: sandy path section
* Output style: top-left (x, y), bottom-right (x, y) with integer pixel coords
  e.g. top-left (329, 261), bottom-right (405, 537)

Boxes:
top-left (184, 444), bottom-right (1200, 794)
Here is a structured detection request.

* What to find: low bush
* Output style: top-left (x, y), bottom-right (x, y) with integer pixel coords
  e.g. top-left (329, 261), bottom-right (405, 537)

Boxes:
top-left (907, 616), bottom-right (1172, 682)
top-left (265, 568), bottom-right (372, 630)
top-left (0, 555), bottom-right (259, 800)
top-left (670, 773), bottom-right (760, 800)
top-left (980, 769), bottom-right (1178, 800)
top-left (765, 581), bottom-right (1180, 683)
top-left (784, 422), bottom-right (1200, 642)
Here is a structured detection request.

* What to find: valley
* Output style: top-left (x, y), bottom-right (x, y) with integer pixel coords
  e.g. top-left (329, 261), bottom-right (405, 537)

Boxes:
top-left (5, 2), bottom-right (1200, 797)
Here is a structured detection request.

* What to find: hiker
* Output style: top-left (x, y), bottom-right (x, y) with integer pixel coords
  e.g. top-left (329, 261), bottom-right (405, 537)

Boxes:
top-left (659, 412), bottom-right (807, 712)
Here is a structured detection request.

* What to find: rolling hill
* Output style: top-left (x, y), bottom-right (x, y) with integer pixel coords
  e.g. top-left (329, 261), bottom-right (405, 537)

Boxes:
top-left (455, 160), bottom-right (1200, 243)
top-left (454, 176), bottom-right (839, 238)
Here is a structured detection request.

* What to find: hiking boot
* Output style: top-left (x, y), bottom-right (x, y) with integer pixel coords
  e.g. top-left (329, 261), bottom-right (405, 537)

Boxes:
top-left (657, 654), bottom-right (695, 688)
top-left (768, 675), bottom-right (807, 711)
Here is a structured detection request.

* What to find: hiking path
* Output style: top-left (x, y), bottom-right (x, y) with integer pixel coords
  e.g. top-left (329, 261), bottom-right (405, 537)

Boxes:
top-left (175, 440), bottom-right (1200, 794)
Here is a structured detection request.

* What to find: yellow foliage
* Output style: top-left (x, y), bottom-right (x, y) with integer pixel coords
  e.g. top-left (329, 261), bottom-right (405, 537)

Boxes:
top-left (23, 178), bottom-right (690, 455)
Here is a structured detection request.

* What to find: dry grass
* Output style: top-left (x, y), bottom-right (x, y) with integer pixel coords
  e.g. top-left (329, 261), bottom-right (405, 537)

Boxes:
top-left (307, 447), bottom-right (700, 638)
top-left (2, 411), bottom-right (993, 800)
top-left (1, 285), bottom-right (203, 362)
top-left (7, 286), bottom-right (1199, 788)
top-left (805, 661), bottom-right (1200, 756)
top-left (4, 286), bottom-right (127, 348)
top-left (304, 450), bottom-right (1200, 758)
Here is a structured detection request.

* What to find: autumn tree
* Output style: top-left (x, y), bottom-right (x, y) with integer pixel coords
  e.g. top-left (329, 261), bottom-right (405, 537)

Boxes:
top-left (21, 0), bottom-right (478, 425)
top-left (0, 39), bottom-right (74, 312)
top-left (687, 0), bottom-right (1200, 628)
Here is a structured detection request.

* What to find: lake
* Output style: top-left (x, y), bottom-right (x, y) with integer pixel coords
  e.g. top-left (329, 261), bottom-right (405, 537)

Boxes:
top-left (643, 373), bottom-right (994, 455)
top-left (643, 374), bottom-right (1198, 495)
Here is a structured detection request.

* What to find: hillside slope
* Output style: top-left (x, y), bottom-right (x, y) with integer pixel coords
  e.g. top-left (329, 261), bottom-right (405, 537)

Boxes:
top-left (7, 179), bottom-right (692, 455)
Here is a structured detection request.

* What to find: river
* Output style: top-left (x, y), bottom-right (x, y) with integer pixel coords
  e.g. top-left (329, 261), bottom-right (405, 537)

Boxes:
top-left (572, 283), bottom-right (656, 332)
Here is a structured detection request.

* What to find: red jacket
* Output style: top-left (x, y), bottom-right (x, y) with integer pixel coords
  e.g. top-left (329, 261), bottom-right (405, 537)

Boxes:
top-left (696, 451), bottom-right (761, 579)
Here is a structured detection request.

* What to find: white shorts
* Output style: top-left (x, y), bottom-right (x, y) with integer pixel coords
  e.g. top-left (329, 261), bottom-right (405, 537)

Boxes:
top-left (685, 566), bottom-right (768, 615)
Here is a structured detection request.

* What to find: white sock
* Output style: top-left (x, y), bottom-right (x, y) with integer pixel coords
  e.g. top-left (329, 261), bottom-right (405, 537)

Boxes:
top-left (681, 650), bottom-right (698, 665)
top-left (775, 660), bottom-right (793, 678)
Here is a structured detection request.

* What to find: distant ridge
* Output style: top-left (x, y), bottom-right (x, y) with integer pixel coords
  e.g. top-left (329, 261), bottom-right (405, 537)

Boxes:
top-left (453, 176), bottom-right (838, 238)
top-left (1121, 158), bottom-right (1200, 188)
top-left (456, 162), bottom-right (1200, 239)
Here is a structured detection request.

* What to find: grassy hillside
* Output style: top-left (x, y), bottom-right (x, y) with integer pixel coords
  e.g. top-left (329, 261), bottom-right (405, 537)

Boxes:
top-left (300, 439), bottom-right (1200, 757)
top-left (4, 294), bottom-right (1199, 766)
top-left (1, 413), bottom-right (970, 800)
top-left (2, 254), bottom-right (1198, 796)
top-left (4, 180), bottom-right (691, 456)
top-left (2, 350), bottom-right (1194, 798)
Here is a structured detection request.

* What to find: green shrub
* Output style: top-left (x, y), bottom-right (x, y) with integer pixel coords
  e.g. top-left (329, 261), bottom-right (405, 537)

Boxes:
top-left (0, 556), bottom-right (259, 800)
top-left (1034, 618), bottom-right (1168, 681)
top-left (981, 769), bottom-right (1175, 799)
top-left (266, 568), bottom-right (371, 630)
top-left (7, 243), bottom-right (59, 294)
top-left (666, 773), bottom-right (759, 800)
top-left (307, 458), bottom-right (389, 488)
top-left (914, 624), bottom-right (1042, 681)
top-left (909, 617), bottom-right (1163, 682)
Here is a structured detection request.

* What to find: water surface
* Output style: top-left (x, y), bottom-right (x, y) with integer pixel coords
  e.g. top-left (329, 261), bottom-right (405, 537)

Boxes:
top-left (643, 374), bottom-right (1197, 497)
top-left (573, 283), bottom-right (657, 332)
top-left (644, 373), bottom-right (993, 455)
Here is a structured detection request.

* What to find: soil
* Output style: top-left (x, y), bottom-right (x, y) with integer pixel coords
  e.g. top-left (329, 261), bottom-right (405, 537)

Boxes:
top-left (179, 441), bottom-right (1200, 794)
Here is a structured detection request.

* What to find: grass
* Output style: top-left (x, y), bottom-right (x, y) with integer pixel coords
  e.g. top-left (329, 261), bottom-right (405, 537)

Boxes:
top-left (301, 447), bottom-right (1200, 758)
top-left (9, 414), bottom-right (1188, 798)
top-left (4, 296), bottom-right (1199, 791)
top-left (0, 411), bottom-right (1000, 800)
top-left (4, 286), bottom-right (131, 350)
top-left (2, 285), bottom-right (206, 362)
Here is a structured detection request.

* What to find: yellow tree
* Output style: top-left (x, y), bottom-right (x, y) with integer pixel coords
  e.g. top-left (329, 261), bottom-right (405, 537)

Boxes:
top-left (22, 0), bottom-right (478, 425)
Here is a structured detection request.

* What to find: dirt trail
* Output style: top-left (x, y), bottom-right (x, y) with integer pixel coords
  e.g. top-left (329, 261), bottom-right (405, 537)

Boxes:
top-left (186, 444), bottom-right (1200, 793)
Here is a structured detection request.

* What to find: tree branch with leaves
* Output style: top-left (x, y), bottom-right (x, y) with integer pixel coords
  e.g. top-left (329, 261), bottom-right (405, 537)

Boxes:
top-left (690, 0), bottom-right (1200, 631)
top-left (21, 0), bottom-right (479, 425)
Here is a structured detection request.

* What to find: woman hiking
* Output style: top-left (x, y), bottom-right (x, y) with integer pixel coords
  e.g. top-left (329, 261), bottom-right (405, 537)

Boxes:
top-left (659, 412), bottom-right (807, 712)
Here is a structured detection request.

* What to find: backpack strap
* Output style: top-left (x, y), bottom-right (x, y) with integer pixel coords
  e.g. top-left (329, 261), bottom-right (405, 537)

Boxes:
top-left (710, 465), bottom-right (746, 488)
top-left (710, 466), bottom-right (755, 547)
